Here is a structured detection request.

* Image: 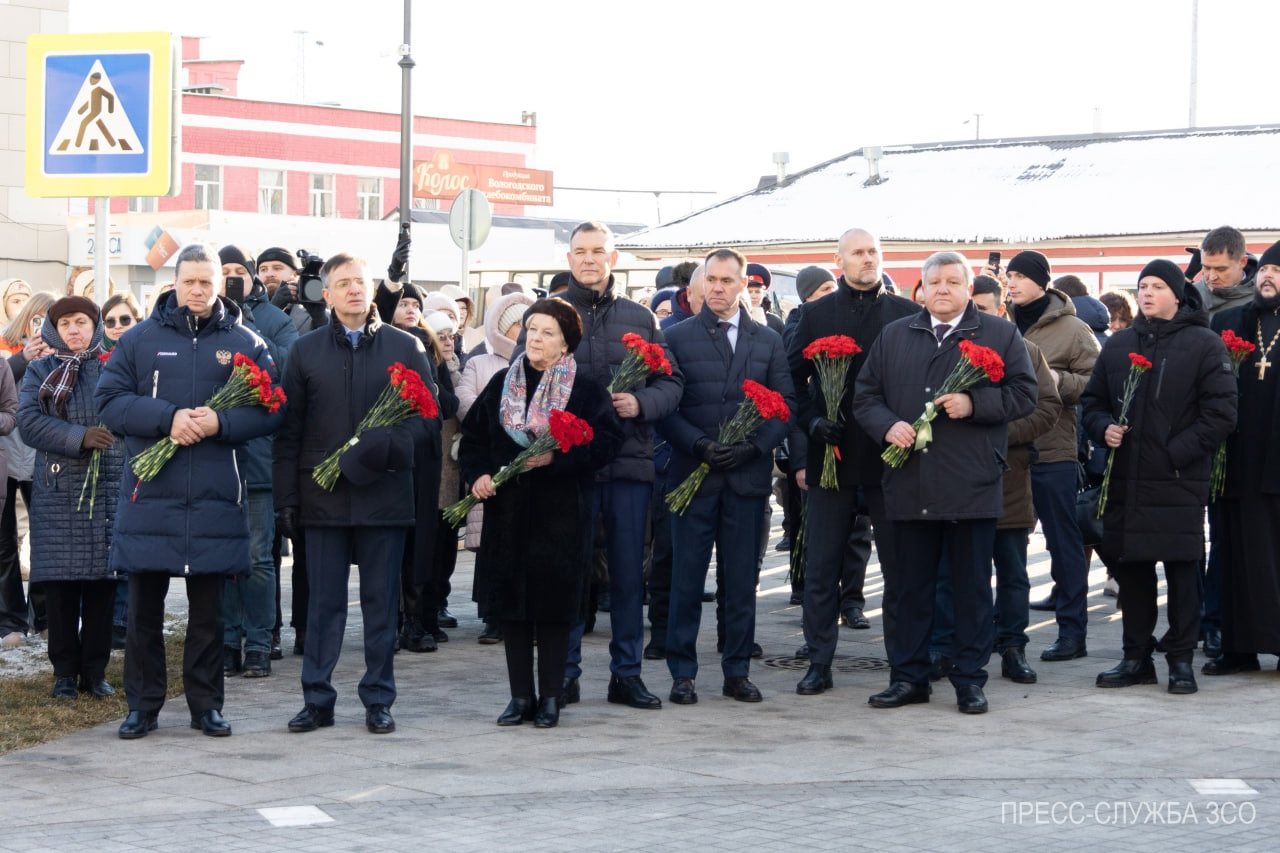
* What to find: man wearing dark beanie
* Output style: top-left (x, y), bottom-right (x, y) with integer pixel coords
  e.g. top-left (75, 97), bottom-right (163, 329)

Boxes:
top-left (1005, 249), bottom-right (1100, 664)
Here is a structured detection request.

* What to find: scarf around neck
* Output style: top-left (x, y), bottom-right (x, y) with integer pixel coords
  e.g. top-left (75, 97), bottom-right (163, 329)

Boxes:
top-left (498, 354), bottom-right (576, 448)
top-left (39, 347), bottom-right (100, 418)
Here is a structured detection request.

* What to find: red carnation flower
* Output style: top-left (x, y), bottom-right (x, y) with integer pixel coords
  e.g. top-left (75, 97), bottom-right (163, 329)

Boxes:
top-left (548, 409), bottom-right (595, 452)
top-left (98, 351), bottom-right (111, 364)
top-left (803, 334), bottom-right (862, 361)
top-left (1128, 352), bottom-right (1153, 371)
top-left (743, 379), bottom-right (791, 422)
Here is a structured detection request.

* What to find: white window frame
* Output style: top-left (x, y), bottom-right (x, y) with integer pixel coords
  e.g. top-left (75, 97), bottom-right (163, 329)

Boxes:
top-left (259, 169), bottom-right (286, 215)
top-left (310, 173), bottom-right (335, 218)
top-left (356, 177), bottom-right (382, 220)
top-left (194, 164), bottom-right (221, 210)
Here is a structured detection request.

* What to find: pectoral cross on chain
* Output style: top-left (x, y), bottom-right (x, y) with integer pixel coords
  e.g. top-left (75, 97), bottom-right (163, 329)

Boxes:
top-left (1259, 355), bottom-right (1273, 380)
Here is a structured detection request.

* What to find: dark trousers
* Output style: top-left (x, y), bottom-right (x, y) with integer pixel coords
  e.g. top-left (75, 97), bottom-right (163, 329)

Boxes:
top-left (503, 620), bottom-right (570, 701)
top-left (667, 487), bottom-right (765, 680)
top-left (1200, 504), bottom-right (1222, 632)
top-left (1030, 462), bottom-right (1088, 642)
top-left (801, 485), bottom-right (877, 665)
top-left (932, 528), bottom-right (1031, 655)
top-left (891, 519), bottom-right (996, 688)
top-left (784, 469), bottom-right (804, 593)
top-left (714, 500), bottom-right (771, 647)
top-left (1116, 559), bottom-right (1200, 664)
top-left (0, 478), bottom-right (41, 635)
top-left (420, 512), bottom-right (460, 633)
top-left (646, 470), bottom-right (673, 649)
top-left (125, 572), bottom-right (224, 715)
top-left (301, 526), bottom-right (404, 710)
top-left (44, 579), bottom-right (115, 680)
top-left (289, 530), bottom-right (309, 634)
top-left (566, 479), bottom-right (651, 680)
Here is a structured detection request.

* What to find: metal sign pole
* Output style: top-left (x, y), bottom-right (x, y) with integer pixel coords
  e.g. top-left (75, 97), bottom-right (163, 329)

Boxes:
top-left (94, 196), bottom-right (108, 307)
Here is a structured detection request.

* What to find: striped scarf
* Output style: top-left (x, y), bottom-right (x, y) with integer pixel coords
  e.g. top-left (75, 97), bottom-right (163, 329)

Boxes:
top-left (38, 348), bottom-right (98, 417)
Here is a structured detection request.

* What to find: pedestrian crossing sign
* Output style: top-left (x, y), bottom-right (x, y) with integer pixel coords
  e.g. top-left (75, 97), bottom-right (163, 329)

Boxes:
top-left (25, 32), bottom-right (178, 197)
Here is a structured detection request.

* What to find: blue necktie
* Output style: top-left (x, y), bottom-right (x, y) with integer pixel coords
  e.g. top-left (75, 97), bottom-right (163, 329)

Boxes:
top-left (348, 330), bottom-right (361, 350)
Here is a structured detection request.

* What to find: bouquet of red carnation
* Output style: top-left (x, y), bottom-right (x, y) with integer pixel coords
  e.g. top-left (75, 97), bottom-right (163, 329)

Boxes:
top-left (442, 409), bottom-right (595, 526)
top-left (1097, 352), bottom-right (1153, 518)
top-left (665, 379), bottom-right (791, 515)
top-left (803, 334), bottom-right (862, 489)
top-left (313, 362), bottom-right (438, 490)
top-left (131, 353), bottom-right (286, 484)
top-left (882, 339), bottom-right (1005, 468)
top-left (1211, 329), bottom-right (1256, 501)
top-left (608, 332), bottom-right (672, 393)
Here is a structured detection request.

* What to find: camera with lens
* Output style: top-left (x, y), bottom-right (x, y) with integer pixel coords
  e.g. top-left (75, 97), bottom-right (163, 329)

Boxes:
top-left (296, 249), bottom-right (327, 305)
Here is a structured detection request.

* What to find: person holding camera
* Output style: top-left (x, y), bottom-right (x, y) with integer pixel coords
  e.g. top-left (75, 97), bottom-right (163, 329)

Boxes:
top-left (261, 247), bottom-right (330, 335)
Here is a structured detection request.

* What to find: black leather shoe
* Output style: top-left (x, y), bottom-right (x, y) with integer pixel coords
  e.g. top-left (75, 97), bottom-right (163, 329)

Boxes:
top-left (956, 684), bottom-right (989, 714)
top-left (51, 676), bottom-right (78, 700)
top-left (430, 628), bottom-right (449, 643)
top-left (191, 709), bottom-right (232, 737)
top-left (287, 703), bottom-right (335, 732)
top-left (118, 710), bottom-right (158, 739)
top-left (402, 628), bottom-right (437, 653)
top-left (669, 677), bottom-right (698, 704)
top-left (270, 631), bottom-right (283, 661)
top-left (775, 536), bottom-right (791, 552)
top-left (869, 681), bottom-right (930, 708)
top-left (81, 677), bottom-right (116, 698)
top-left (1202, 653), bottom-right (1261, 675)
top-left (841, 607), bottom-right (871, 630)
top-left (533, 696), bottom-right (560, 728)
top-left (789, 591), bottom-right (803, 606)
top-left (1040, 637), bottom-right (1087, 661)
top-left (1028, 595), bottom-right (1057, 612)
top-left (437, 607), bottom-right (459, 629)
top-left (928, 651), bottom-right (952, 682)
top-left (222, 646), bottom-right (242, 676)
top-left (751, 643), bottom-right (763, 659)
top-left (701, 590), bottom-right (715, 603)
top-left (1202, 627), bottom-right (1222, 659)
top-left (1168, 661), bottom-right (1198, 695)
top-left (560, 676), bottom-right (580, 708)
top-left (497, 697), bottom-right (535, 726)
top-left (292, 630), bottom-right (306, 656)
top-left (608, 674), bottom-right (662, 709)
top-left (477, 623), bottom-right (503, 644)
top-left (796, 663), bottom-right (833, 695)
top-left (365, 704), bottom-right (395, 734)
top-left (242, 650), bottom-right (272, 677)
top-left (643, 640), bottom-right (665, 661)
top-left (1096, 658), bottom-right (1157, 687)
top-left (722, 676), bottom-right (763, 702)
top-left (1001, 648), bottom-right (1038, 684)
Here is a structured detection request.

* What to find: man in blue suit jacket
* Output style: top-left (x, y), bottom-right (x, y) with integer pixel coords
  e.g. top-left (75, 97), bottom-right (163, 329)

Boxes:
top-left (660, 248), bottom-right (796, 705)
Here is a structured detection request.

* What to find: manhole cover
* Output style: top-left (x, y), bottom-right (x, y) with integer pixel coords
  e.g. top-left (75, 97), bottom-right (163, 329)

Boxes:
top-left (762, 655), bottom-right (889, 672)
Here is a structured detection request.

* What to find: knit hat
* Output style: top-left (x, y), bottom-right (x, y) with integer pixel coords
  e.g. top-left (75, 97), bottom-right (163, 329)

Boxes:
top-left (438, 284), bottom-right (473, 313)
top-left (47, 295), bottom-right (100, 327)
top-left (257, 247), bottom-right (298, 271)
top-left (1007, 251), bottom-right (1051, 288)
top-left (424, 310), bottom-right (457, 337)
top-left (498, 300), bottom-right (530, 336)
top-left (1138, 259), bottom-right (1188, 301)
top-left (218, 244), bottom-right (255, 272)
top-left (423, 292), bottom-right (459, 323)
top-left (795, 266), bottom-right (836, 302)
top-left (525, 297), bottom-right (583, 353)
top-left (1258, 240), bottom-right (1280, 270)
top-left (398, 281), bottom-right (425, 308)
top-left (746, 263), bottom-right (772, 289)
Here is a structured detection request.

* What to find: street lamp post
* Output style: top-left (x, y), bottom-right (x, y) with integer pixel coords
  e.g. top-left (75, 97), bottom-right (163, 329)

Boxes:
top-left (398, 0), bottom-right (415, 263)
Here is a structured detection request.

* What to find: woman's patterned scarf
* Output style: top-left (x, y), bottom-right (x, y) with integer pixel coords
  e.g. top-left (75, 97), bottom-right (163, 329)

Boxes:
top-left (498, 354), bottom-right (576, 448)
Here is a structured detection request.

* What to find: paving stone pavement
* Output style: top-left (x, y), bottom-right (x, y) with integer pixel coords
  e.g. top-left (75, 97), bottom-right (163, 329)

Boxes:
top-left (1, 523), bottom-right (1277, 850)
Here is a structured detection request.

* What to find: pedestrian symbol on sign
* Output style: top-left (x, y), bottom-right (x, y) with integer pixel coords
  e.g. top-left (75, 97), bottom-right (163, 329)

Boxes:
top-left (48, 60), bottom-right (143, 156)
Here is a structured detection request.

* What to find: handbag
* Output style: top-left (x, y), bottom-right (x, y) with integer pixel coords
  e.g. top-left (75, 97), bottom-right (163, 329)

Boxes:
top-left (1076, 484), bottom-right (1103, 549)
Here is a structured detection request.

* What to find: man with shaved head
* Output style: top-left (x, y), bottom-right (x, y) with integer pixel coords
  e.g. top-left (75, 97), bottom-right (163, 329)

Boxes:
top-left (785, 228), bottom-right (917, 695)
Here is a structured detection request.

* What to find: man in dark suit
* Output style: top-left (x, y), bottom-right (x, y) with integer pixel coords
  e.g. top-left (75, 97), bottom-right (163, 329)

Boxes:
top-left (853, 251), bottom-right (1037, 714)
top-left (660, 248), bottom-right (795, 705)
top-left (274, 252), bottom-right (438, 735)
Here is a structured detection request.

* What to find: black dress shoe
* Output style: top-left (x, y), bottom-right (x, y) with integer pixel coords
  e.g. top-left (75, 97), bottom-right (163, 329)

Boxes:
top-left (1000, 648), bottom-right (1038, 684)
top-left (437, 607), bottom-right (459, 629)
top-left (1202, 627), bottom-right (1222, 659)
top-left (722, 676), bottom-right (763, 702)
top-left (191, 709), bottom-right (232, 737)
top-left (270, 630), bottom-right (283, 661)
top-left (1028, 596), bottom-right (1057, 612)
top-left (430, 628), bottom-right (449, 643)
top-left (789, 591), bottom-right (803, 606)
top-left (796, 663), bottom-right (833, 695)
top-left (928, 651), bottom-right (952, 682)
top-left (223, 646), bottom-right (242, 676)
top-left (956, 684), bottom-right (989, 714)
top-left (560, 676), bottom-right (580, 708)
top-left (1040, 637), bottom-right (1087, 661)
top-left (1167, 661), bottom-right (1198, 695)
top-left (669, 677), bottom-right (698, 705)
top-left (402, 629), bottom-right (438, 653)
top-left (477, 623), bottom-right (503, 644)
top-left (533, 696), bottom-right (560, 728)
top-left (51, 676), bottom-right (78, 700)
top-left (643, 640), bottom-right (665, 661)
top-left (365, 704), bottom-right (395, 734)
top-left (1096, 658), bottom-right (1157, 688)
top-left (869, 681), bottom-right (930, 708)
top-left (118, 710), bottom-right (158, 739)
top-left (1202, 653), bottom-right (1261, 675)
top-left (750, 643), bottom-right (763, 659)
top-left (701, 590), bottom-right (715, 603)
top-left (497, 697), bottom-right (535, 726)
top-left (795, 643), bottom-right (811, 659)
top-left (287, 703), bottom-right (335, 732)
top-left (841, 607), bottom-right (871, 630)
top-left (81, 677), bottom-right (116, 698)
top-left (608, 674), bottom-right (662, 709)
top-left (775, 536), bottom-right (791, 552)
top-left (242, 649), bottom-right (272, 677)
top-left (292, 631), bottom-right (306, 656)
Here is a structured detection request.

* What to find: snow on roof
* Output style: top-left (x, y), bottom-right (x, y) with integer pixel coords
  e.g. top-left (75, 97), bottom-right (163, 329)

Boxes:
top-left (620, 126), bottom-right (1280, 251)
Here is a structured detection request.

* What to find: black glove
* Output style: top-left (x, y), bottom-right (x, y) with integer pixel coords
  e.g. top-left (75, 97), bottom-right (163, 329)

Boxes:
top-left (387, 223), bottom-right (411, 283)
top-left (693, 437), bottom-right (724, 466)
top-left (809, 417), bottom-right (844, 446)
top-left (275, 507), bottom-right (298, 540)
top-left (270, 281), bottom-right (297, 309)
top-left (709, 441), bottom-right (761, 471)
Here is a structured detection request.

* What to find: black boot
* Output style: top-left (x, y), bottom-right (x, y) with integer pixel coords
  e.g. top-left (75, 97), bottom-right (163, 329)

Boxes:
top-left (534, 696), bottom-right (560, 728)
top-left (1000, 648), bottom-right (1037, 684)
top-left (1096, 658), bottom-right (1157, 688)
top-left (796, 663), bottom-right (833, 695)
top-left (497, 697), bottom-right (535, 726)
top-left (1168, 661), bottom-right (1198, 694)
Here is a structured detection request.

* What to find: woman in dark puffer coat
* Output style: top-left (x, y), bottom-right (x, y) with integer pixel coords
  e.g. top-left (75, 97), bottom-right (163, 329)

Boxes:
top-left (18, 296), bottom-right (123, 700)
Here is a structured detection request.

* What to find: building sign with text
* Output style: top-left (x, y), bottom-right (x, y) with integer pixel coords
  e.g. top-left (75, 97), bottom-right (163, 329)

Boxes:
top-left (412, 151), bottom-right (553, 206)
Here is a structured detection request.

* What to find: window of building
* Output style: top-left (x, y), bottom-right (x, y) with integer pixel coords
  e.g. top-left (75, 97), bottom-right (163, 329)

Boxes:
top-left (412, 197), bottom-right (439, 211)
top-left (128, 197), bottom-right (156, 213)
top-left (259, 169), bottom-right (286, 214)
top-left (194, 164), bottom-right (221, 210)
top-left (356, 177), bottom-right (382, 220)
top-left (310, 174), bottom-right (335, 218)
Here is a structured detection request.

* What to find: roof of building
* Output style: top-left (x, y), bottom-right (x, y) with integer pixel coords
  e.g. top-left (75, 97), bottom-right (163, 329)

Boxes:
top-left (618, 125), bottom-right (1280, 252)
